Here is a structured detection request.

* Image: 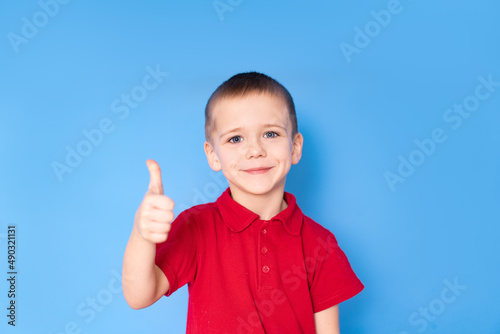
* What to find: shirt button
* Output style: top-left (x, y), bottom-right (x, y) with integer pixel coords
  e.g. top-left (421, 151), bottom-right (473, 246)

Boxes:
top-left (262, 228), bottom-right (267, 235)
top-left (261, 246), bottom-right (268, 254)
top-left (262, 265), bottom-right (270, 273)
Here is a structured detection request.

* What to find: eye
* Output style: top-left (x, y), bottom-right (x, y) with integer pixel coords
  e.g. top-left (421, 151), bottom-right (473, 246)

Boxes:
top-left (264, 131), bottom-right (278, 138)
top-left (228, 136), bottom-right (243, 143)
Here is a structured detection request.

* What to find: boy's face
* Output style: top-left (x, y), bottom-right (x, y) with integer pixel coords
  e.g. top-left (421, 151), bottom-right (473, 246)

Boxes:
top-left (204, 92), bottom-right (303, 198)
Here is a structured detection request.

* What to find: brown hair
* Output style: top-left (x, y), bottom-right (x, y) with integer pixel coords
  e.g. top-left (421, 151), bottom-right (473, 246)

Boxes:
top-left (204, 72), bottom-right (298, 143)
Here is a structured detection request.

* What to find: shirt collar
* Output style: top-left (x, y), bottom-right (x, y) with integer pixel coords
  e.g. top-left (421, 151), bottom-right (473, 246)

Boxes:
top-left (216, 187), bottom-right (303, 236)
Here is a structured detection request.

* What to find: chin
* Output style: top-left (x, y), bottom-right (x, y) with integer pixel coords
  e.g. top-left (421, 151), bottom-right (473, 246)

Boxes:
top-left (232, 181), bottom-right (284, 197)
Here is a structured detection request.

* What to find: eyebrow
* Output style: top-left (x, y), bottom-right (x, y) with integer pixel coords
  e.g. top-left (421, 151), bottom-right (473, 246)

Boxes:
top-left (219, 127), bottom-right (242, 140)
top-left (263, 123), bottom-right (286, 130)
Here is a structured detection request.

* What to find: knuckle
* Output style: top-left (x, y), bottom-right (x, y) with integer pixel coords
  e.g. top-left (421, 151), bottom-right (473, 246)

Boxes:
top-left (141, 219), bottom-right (152, 231)
top-left (155, 234), bottom-right (168, 243)
top-left (166, 198), bottom-right (175, 210)
top-left (161, 196), bottom-right (174, 208)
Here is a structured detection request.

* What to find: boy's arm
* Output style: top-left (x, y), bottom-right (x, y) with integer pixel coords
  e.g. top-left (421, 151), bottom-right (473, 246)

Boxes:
top-left (314, 305), bottom-right (340, 334)
top-left (122, 231), bottom-right (170, 309)
top-left (122, 160), bottom-right (174, 309)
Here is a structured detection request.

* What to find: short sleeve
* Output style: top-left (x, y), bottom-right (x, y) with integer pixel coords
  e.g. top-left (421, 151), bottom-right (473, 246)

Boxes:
top-left (155, 210), bottom-right (198, 297)
top-left (308, 231), bottom-right (364, 313)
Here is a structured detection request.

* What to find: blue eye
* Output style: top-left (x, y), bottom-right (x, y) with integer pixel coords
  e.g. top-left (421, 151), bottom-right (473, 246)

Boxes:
top-left (229, 136), bottom-right (242, 143)
top-left (264, 131), bottom-right (278, 138)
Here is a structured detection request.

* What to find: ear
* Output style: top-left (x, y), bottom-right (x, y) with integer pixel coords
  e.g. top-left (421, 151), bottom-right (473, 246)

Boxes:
top-left (291, 133), bottom-right (303, 165)
top-left (204, 141), bottom-right (222, 171)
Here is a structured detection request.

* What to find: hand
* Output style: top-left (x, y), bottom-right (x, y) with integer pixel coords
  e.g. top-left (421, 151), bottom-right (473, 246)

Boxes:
top-left (133, 159), bottom-right (175, 244)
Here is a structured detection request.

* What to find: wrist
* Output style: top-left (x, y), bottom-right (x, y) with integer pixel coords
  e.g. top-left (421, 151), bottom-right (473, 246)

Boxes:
top-left (131, 225), bottom-right (155, 246)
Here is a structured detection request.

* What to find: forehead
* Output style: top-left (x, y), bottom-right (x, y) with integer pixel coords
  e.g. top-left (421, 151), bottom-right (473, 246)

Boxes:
top-left (211, 92), bottom-right (290, 132)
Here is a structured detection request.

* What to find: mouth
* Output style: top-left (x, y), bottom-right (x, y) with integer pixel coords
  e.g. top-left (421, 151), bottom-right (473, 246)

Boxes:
top-left (242, 167), bottom-right (273, 175)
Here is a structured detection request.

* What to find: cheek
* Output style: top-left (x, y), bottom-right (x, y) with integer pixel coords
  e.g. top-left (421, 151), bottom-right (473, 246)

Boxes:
top-left (273, 142), bottom-right (293, 162)
top-left (225, 158), bottom-right (237, 169)
top-left (217, 150), bottom-right (239, 169)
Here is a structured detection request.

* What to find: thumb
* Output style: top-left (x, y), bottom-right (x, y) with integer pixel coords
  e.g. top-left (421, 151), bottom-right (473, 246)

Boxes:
top-left (146, 159), bottom-right (164, 195)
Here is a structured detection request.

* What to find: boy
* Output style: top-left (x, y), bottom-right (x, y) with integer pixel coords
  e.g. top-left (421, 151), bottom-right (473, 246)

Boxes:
top-left (122, 72), bottom-right (363, 333)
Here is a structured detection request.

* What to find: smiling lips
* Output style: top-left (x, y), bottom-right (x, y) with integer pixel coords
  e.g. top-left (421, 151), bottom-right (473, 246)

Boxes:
top-left (242, 167), bottom-right (273, 175)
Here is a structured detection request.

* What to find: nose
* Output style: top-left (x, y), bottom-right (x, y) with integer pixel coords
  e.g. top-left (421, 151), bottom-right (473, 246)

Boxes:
top-left (245, 137), bottom-right (266, 159)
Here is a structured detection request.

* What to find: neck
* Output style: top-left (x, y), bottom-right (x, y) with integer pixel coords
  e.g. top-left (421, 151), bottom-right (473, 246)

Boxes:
top-left (229, 185), bottom-right (287, 220)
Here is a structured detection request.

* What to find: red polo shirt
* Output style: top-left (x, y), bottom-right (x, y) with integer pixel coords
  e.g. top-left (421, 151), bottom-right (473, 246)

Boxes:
top-left (155, 188), bottom-right (363, 333)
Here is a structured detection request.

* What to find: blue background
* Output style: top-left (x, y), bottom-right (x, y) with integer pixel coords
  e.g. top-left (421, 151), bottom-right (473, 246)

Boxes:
top-left (1, 0), bottom-right (499, 333)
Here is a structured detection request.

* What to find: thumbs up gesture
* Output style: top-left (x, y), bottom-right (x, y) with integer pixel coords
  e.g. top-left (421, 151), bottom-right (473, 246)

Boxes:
top-left (133, 159), bottom-right (175, 244)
